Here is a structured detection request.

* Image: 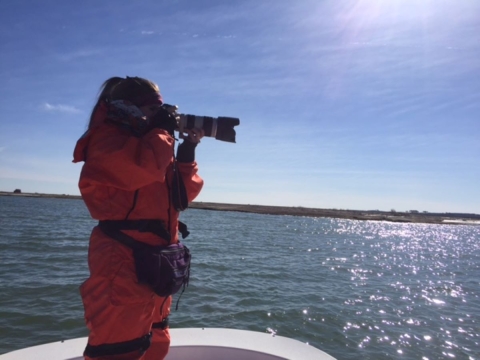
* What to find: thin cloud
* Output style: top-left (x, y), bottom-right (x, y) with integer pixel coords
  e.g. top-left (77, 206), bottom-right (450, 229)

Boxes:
top-left (42, 103), bottom-right (82, 114)
top-left (0, 155), bottom-right (80, 184)
top-left (57, 49), bottom-right (102, 61)
top-left (0, 166), bottom-right (78, 184)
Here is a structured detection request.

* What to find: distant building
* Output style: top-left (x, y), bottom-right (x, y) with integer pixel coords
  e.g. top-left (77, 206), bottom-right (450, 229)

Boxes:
top-left (13, 189), bottom-right (21, 194)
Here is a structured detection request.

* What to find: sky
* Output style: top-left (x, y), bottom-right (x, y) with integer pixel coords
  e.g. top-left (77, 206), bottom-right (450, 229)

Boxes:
top-left (0, 0), bottom-right (479, 214)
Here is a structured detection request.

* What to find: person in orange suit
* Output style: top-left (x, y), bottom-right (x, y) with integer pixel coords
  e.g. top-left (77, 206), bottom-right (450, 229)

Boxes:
top-left (73, 76), bottom-right (204, 359)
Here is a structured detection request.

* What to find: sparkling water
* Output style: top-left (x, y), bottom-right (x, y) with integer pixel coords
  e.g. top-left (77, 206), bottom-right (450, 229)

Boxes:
top-left (0, 196), bottom-right (479, 359)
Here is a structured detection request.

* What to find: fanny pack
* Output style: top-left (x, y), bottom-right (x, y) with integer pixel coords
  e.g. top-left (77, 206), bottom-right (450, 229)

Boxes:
top-left (98, 220), bottom-right (191, 308)
top-left (133, 242), bottom-right (191, 298)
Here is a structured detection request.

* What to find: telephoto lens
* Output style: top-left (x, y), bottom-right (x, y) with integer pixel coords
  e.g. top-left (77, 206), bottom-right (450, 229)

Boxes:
top-left (177, 114), bottom-right (240, 143)
top-left (161, 104), bottom-right (240, 143)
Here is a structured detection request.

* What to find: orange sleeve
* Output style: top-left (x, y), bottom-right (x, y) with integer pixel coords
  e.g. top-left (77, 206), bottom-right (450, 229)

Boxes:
top-left (177, 161), bottom-right (204, 203)
top-left (80, 125), bottom-right (175, 191)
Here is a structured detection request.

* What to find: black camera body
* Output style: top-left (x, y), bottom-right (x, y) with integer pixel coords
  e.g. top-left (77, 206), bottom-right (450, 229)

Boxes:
top-left (162, 104), bottom-right (240, 143)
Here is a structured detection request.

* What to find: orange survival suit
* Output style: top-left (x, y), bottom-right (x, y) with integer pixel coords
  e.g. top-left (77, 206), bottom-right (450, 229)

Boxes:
top-left (73, 102), bottom-right (203, 360)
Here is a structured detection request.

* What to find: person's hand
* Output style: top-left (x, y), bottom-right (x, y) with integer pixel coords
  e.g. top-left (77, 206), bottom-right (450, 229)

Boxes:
top-left (180, 128), bottom-right (205, 144)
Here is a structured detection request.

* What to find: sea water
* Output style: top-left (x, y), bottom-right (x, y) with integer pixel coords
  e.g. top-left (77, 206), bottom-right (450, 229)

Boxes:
top-left (0, 196), bottom-right (479, 360)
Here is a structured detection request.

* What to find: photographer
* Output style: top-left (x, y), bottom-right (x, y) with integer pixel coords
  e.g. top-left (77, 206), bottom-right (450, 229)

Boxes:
top-left (73, 76), bottom-right (204, 360)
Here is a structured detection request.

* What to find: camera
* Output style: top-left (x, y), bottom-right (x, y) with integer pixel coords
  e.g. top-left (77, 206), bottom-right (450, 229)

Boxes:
top-left (162, 104), bottom-right (240, 143)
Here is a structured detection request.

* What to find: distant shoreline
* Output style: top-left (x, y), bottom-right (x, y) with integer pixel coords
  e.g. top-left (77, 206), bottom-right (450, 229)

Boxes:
top-left (1, 191), bottom-right (479, 225)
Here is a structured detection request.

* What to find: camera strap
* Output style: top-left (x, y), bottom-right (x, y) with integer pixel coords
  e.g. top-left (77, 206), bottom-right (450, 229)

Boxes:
top-left (172, 160), bottom-right (189, 212)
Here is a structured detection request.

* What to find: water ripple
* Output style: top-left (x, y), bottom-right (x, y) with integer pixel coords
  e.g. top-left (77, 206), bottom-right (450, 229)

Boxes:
top-left (0, 197), bottom-right (479, 359)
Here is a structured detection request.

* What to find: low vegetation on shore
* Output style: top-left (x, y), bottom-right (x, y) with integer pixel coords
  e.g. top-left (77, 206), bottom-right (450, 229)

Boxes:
top-left (1, 191), bottom-right (479, 225)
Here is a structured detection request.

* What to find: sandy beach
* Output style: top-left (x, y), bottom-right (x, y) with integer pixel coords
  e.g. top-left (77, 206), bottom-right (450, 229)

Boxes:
top-left (1, 191), bottom-right (479, 225)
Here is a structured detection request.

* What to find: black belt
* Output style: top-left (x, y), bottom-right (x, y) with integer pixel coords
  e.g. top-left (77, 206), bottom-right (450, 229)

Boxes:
top-left (98, 219), bottom-right (189, 244)
top-left (84, 332), bottom-right (152, 358)
top-left (152, 317), bottom-right (169, 330)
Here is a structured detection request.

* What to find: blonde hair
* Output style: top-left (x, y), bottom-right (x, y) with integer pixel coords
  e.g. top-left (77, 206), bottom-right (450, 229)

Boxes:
top-left (88, 76), bottom-right (160, 129)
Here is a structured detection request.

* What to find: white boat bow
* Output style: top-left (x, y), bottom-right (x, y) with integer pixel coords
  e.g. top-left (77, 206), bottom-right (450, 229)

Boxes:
top-left (0, 328), bottom-right (336, 360)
